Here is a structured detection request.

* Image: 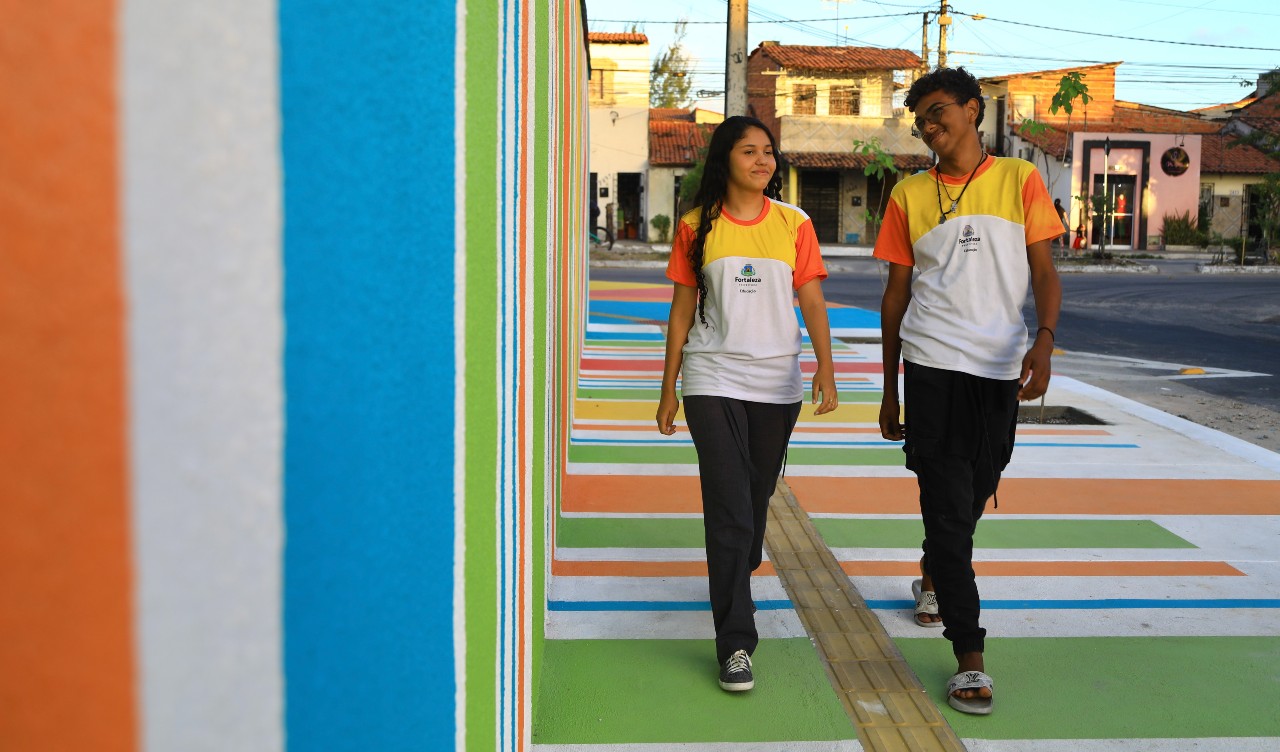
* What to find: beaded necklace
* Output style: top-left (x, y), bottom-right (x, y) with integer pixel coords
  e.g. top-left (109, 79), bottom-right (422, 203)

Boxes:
top-left (935, 152), bottom-right (987, 225)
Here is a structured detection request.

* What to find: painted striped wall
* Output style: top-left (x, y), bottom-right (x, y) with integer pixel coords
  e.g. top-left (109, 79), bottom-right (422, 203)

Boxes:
top-left (0, 2), bottom-right (586, 750)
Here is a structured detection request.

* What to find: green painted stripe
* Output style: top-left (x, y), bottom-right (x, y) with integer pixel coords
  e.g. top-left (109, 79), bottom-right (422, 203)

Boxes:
top-left (568, 444), bottom-right (903, 466)
top-left (814, 518), bottom-right (1195, 549)
top-left (575, 388), bottom-right (882, 402)
top-left (531, 638), bottom-right (856, 744)
top-left (896, 636), bottom-right (1280, 739)
top-left (558, 516), bottom-right (703, 548)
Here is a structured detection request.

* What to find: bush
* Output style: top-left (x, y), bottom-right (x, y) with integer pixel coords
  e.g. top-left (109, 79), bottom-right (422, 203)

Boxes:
top-left (1160, 210), bottom-right (1207, 247)
top-left (650, 214), bottom-right (671, 244)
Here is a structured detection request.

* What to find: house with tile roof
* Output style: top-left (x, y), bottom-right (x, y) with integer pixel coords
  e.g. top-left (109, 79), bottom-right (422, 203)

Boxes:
top-left (746, 42), bottom-right (929, 245)
top-left (588, 32), bottom-right (651, 240)
top-left (647, 108), bottom-right (723, 238)
top-left (981, 63), bottom-right (1279, 251)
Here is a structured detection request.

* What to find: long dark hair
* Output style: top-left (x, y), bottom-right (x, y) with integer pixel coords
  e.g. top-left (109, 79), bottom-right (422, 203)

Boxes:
top-left (688, 115), bottom-right (785, 326)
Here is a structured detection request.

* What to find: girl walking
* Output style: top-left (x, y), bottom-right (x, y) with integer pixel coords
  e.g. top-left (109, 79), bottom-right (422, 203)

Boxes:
top-left (656, 116), bottom-right (838, 692)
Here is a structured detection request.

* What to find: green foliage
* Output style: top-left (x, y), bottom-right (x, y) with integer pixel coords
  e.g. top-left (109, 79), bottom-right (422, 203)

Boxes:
top-left (1160, 210), bottom-right (1208, 247)
top-left (649, 214), bottom-right (672, 243)
top-left (650, 21), bottom-right (692, 109)
top-left (676, 137), bottom-right (710, 213)
top-left (1018, 119), bottom-right (1049, 138)
top-left (851, 138), bottom-right (900, 237)
top-left (1048, 72), bottom-right (1092, 116)
top-left (851, 138), bottom-right (896, 181)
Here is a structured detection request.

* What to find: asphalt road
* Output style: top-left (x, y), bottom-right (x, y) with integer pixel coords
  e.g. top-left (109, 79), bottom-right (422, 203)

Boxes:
top-left (590, 259), bottom-right (1280, 450)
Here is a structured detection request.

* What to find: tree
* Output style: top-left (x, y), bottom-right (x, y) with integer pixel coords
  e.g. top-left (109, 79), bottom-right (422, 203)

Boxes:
top-left (850, 138), bottom-right (899, 243)
top-left (650, 21), bottom-right (692, 109)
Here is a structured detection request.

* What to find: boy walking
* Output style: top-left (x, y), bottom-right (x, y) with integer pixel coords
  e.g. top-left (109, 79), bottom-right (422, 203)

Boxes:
top-left (874, 67), bottom-right (1062, 715)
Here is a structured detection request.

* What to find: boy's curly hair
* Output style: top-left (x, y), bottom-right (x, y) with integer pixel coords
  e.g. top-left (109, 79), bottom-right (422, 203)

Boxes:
top-left (905, 66), bottom-right (985, 128)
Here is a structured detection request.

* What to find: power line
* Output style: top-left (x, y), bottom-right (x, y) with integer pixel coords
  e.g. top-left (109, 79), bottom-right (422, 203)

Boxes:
top-left (954, 11), bottom-right (1280, 52)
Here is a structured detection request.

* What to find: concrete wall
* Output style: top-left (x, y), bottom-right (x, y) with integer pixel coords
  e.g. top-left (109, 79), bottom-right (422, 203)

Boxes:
top-left (589, 40), bottom-right (650, 237)
top-left (0, 2), bottom-right (588, 750)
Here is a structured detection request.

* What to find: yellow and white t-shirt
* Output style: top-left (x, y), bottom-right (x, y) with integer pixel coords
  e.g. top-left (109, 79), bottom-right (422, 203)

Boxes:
top-left (667, 197), bottom-right (827, 403)
top-left (873, 156), bottom-right (1061, 380)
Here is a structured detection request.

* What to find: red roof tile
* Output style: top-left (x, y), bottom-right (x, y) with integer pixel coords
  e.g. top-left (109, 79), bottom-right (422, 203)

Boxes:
top-left (1201, 134), bottom-right (1280, 174)
top-left (587, 32), bottom-right (648, 44)
top-left (754, 45), bottom-right (921, 73)
top-left (1238, 90), bottom-right (1280, 119)
top-left (786, 152), bottom-right (933, 171)
top-left (649, 120), bottom-right (713, 165)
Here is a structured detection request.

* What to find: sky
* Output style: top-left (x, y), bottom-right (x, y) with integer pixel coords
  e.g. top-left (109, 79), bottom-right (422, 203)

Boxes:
top-left (584, 0), bottom-right (1279, 113)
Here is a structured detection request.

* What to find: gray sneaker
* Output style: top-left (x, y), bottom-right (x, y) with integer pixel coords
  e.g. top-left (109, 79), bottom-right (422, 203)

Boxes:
top-left (719, 649), bottom-right (754, 691)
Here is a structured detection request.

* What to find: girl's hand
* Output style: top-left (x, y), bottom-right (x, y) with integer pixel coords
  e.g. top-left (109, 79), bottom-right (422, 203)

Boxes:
top-left (656, 393), bottom-right (680, 435)
top-left (811, 367), bottom-right (838, 415)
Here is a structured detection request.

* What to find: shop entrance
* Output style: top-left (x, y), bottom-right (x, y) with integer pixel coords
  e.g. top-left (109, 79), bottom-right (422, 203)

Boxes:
top-left (800, 170), bottom-right (840, 244)
top-left (1091, 174), bottom-right (1138, 248)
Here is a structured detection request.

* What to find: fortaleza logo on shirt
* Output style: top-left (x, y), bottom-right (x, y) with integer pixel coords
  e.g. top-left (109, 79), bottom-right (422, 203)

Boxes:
top-left (958, 223), bottom-right (983, 252)
top-left (736, 263), bottom-right (762, 283)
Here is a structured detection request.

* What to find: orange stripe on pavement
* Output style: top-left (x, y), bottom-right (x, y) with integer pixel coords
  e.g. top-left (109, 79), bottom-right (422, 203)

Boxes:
top-left (788, 477), bottom-right (1280, 516)
top-left (552, 560), bottom-right (778, 577)
top-left (563, 475), bottom-right (703, 514)
top-left (0, 3), bottom-right (137, 751)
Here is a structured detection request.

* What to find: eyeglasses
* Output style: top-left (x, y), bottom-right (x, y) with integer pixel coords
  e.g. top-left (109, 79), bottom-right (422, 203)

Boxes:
top-left (911, 100), bottom-right (960, 138)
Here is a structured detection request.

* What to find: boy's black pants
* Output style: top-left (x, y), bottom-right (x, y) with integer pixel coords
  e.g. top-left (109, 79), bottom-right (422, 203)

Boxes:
top-left (684, 395), bottom-right (801, 664)
top-left (902, 361), bottom-right (1019, 657)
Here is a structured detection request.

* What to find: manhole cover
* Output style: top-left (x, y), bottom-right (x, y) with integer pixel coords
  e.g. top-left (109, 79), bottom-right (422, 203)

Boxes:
top-left (1017, 405), bottom-right (1108, 425)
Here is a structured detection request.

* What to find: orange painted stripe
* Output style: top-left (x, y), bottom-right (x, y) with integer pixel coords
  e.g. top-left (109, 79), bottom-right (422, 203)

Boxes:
top-left (553, 560), bottom-right (777, 577)
top-left (840, 560), bottom-right (1244, 577)
top-left (551, 559), bottom-right (1240, 578)
top-left (0, 3), bottom-right (137, 751)
top-left (788, 477), bottom-right (1280, 516)
top-left (563, 475), bottom-right (1280, 516)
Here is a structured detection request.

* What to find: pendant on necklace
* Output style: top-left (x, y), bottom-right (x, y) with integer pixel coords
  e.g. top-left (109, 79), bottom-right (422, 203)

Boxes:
top-left (949, 200), bottom-right (958, 213)
top-left (938, 214), bottom-right (947, 224)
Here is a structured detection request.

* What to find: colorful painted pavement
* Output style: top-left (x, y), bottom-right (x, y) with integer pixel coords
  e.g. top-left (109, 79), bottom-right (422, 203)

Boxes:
top-left (532, 279), bottom-right (1280, 751)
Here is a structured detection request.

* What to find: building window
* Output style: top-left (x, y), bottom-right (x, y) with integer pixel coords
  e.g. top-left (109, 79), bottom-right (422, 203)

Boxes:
top-left (830, 86), bottom-right (860, 116)
top-left (792, 84), bottom-right (817, 115)
top-left (1199, 182), bottom-right (1214, 220)
top-left (590, 60), bottom-right (617, 105)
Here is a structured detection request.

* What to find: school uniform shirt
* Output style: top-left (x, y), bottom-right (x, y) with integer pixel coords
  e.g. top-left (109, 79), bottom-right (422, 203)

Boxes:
top-left (667, 197), bottom-right (827, 403)
top-left (873, 156), bottom-right (1062, 380)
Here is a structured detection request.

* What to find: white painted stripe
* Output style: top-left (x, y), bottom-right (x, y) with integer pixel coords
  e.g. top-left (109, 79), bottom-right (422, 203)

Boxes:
top-left (533, 742), bottom-right (861, 751)
top-left (452, 1), bottom-right (469, 749)
top-left (967, 739), bottom-right (1280, 751)
top-left (544, 609), bottom-right (808, 641)
top-left (587, 323), bottom-right (664, 334)
top-left (555, 547), bottom-right (766, 562)
top-left (122, 3), bottom-right (283, 749)
top-left (878, 606), bottom-right (1280, 638)
top-left (1053, 376), bottom-right (1280, 475)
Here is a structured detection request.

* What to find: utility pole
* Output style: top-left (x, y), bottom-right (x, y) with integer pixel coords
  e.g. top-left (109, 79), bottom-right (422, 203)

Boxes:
top-left (920, 12), bottom-right (931, 74)
top-left (725, 0), bottom-right (748, 116)
top-left (937, 0), bottom-right (951, 70)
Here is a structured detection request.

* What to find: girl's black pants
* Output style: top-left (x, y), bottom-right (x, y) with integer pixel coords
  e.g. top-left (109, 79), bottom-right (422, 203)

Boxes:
top-left (683, 395), bottom-right (802, 664)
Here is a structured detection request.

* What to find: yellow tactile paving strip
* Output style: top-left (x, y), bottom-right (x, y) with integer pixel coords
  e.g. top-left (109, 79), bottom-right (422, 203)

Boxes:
top-left (765, 479), bottom-right (966, 752)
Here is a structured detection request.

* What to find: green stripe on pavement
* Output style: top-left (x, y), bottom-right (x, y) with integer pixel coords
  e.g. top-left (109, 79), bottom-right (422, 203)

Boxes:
top-left (897, 636), bottom-right (1280, 738)
top-left (558, 516), bottom-right (703, 548)
top-left (532, 638), bottom-right (856, 744)
top-left (569, 444), bottom-right (903, 466)
top-left (814, 518), bottom-right (1194, 549)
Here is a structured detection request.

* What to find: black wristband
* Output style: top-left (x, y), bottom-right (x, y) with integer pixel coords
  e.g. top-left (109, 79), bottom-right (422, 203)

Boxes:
top-left (1037, 326), bottom-right (1055, 343)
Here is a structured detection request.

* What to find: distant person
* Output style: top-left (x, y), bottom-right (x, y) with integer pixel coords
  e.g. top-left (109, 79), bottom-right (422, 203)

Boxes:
top-left (590, 199), bottom-right (600, 229)
top-left (656, 115), bottom-right (838, 693)
top-left (873, 66), bottom-right (1062, 715)
top-left (1053, 198), bottom-right (1069, 248)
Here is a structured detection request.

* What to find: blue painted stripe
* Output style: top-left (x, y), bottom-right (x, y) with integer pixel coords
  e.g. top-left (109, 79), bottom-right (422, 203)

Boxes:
top-left (549, 599), bottom-right (1280, 612)
top-left (279, 3), bottom-right (456, 749)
